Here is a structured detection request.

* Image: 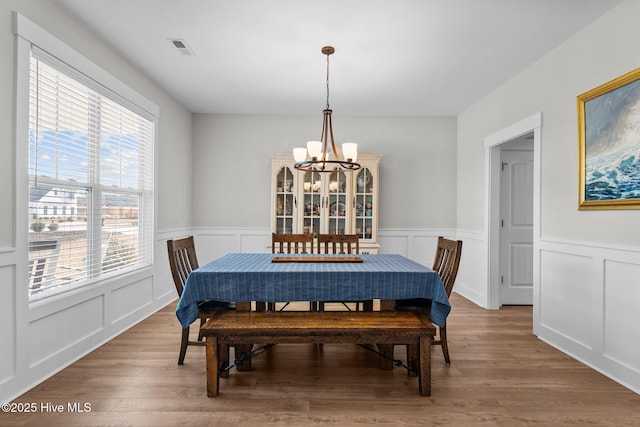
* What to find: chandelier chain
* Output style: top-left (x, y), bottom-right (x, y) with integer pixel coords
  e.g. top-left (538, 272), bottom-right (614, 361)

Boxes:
top-left (325, 51), bottom-right (330, 110)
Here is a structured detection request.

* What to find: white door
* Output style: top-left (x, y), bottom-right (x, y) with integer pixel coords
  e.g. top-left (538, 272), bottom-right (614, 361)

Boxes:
top-left (499, 146), bottom-right (533, 305)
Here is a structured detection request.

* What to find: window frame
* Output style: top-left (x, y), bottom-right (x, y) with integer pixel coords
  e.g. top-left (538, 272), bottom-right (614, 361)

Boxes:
top-left (14, 12), bottom-right (158, 301)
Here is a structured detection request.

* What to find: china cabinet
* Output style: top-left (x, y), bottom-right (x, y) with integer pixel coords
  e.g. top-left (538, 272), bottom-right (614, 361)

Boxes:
top-left (271, 153), bottom-right (381, 253)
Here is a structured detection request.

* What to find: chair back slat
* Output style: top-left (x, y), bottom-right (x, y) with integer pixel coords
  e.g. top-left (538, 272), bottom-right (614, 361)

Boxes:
top-left (317, 234), bottom-right (360, 254)
top-left (167, 236), bottom-right (200, 297)
top-left (272, 233), bottom-right (314, 254)
top-left (432, 237), bottom-right (462, 296)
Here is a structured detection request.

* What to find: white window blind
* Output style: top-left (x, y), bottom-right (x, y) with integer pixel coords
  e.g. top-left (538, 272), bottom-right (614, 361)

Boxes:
top-left (28, 48), bottom-right (154, 299)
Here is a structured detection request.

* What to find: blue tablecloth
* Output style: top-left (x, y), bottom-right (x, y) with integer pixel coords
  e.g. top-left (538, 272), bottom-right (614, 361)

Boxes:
top-left (176, 253), bottom-right (450, 328)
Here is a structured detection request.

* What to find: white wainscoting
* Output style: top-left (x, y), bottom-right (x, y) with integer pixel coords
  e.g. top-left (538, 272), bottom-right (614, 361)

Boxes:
top-left (191, 227), bottom-right (458, 266)
top-left (0, 230), bottom-right (183, 404)
top-left (0, 260), bottom-right (16, 386)
top-left (537, 239), bottom-right (640, 394)
top-left (450, 230), bottom-right (488, 307)
top-left (378, 228), bottom-right (456, 263)
top-left (451, 232), bottom-right (640, 394)
top-left (110, 277), bottom-right (155, 325)
top-left (29, 295), bottom-right (105, 367)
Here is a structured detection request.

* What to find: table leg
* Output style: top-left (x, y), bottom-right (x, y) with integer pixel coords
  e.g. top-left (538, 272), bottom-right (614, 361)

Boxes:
top-left (377, 344), bottom-right (394, 370)
top-left (418, 334), bottom-right (431, 396)
top-left (236, 301), bottom-right (251, 311)
top-left (376, 300), bottom-right (396, 369)
top-left (235, 344), bottom-right (253, 371)
top-left (206, 336), bottom-right (219, 397)
top-left (235, 301), bottom-right (253, 370)
top-left (219, 342), bottom-right (229, 378)
top-left (380, 299), bottom-right (395, 311)
top-left (361, 300), bottom-right (374, 311)
top-left (405, 343), bottom-right (418, 377)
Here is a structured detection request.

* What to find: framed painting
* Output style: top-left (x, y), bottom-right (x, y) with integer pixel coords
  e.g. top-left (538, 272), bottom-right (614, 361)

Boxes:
top-left (578, 67), bottom-right (640, 210)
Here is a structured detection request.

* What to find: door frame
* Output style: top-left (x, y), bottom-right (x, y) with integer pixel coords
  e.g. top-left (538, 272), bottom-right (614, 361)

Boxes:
top-left (484, 112), bottom-right (541, 333)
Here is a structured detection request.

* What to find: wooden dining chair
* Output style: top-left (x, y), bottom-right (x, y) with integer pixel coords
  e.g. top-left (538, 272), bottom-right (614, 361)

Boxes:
top-left (317, 233), bottom-right (359, 255)
top-left (272, 232), bottom-right (314, 255)
top-left (396, 236), bottom-right (462, 365)
top-left (167, 236), bottom-right (234, 365)
top-left (270, 233), bottom-right (314, 310)
top-left (316, 234), bottom-right (370, 311)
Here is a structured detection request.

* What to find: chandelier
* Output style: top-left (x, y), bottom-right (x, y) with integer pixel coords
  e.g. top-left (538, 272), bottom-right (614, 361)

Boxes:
top-left (293, 46), bottom-right (361, 172)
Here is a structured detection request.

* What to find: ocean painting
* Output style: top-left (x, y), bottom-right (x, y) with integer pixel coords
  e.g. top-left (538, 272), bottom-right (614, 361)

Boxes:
top-left (583, 78), bottom-right (640, 204)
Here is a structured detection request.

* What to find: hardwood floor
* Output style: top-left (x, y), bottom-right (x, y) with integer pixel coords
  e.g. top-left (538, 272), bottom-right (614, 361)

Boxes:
top-left (4, 293), bottom-right (640, 426)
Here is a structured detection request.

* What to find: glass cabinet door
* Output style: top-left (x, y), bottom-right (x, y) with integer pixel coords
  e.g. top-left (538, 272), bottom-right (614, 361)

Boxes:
top-left (274, 166), bottom-right (295, 234)
top-left (302, 170), bottom-right (322, 237)
top-left (327, 169), bottom-right (348, 234)
top-left (271, 153), bottom-right (379, 251)
top-left (355, 167), bottom-right (374, 240)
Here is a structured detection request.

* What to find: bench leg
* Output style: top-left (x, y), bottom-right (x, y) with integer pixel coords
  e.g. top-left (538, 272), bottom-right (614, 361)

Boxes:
top-left (406, 344), bottom-right (418, 377)
top-left (206, 336), bottom-right (219, 397)
top-left (418, 335), bottom-right (431, 396)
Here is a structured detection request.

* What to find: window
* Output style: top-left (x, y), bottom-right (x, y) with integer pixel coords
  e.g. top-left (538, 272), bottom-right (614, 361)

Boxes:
top-left (27, 49), bottom-right (154, 299)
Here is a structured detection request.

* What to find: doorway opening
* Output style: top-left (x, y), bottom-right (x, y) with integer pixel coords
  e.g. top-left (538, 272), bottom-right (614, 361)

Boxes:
top-left (484, 113), bottom-right (541, 333)
top-left (499, 135), bottom-right (534, 305)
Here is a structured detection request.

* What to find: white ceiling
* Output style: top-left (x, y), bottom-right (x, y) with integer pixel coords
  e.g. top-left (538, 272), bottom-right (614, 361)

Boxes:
top-left (54, 0), bottom-right (619, 116)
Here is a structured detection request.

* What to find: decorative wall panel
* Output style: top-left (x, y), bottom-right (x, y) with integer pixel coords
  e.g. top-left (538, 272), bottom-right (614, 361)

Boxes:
top-left (540, 249), bottom-right (597, 349)
top-left (604, 259), bottom-right (640, 372)
top-left (29, 296), bottom-right (104, 367)
top-left (0, 264), bottom-right (16, 384)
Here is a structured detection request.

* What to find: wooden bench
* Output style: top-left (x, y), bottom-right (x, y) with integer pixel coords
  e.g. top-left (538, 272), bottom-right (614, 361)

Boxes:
top-left (200, 310), bottom-right (436, 397)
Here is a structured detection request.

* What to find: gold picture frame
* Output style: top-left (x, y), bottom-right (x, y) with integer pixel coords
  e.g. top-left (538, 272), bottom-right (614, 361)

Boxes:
top-left (578, 67), bottom-right (640, 210)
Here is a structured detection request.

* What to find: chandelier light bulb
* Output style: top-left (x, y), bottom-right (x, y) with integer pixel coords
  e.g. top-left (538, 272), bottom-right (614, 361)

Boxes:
top-left (293, 147), bottom-right (307, 162)
top-left (307, 141), bottom-right (322, 159)
top-left (342, 143), bottom-right (358, 162)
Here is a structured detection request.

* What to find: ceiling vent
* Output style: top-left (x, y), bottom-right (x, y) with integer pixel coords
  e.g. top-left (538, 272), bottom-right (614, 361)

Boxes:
top-left (168, 38), bottom-right (195, 56)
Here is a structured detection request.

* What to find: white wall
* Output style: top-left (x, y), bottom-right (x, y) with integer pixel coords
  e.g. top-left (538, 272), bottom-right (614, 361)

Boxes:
top-left (192, 114), bottom-right (458, 230)
top-left (456, 0), bottom-right (640, 393)
top-left (1, 0), bottom-right (193, 403)
top-left (458, 1), bottom-right (640, 244)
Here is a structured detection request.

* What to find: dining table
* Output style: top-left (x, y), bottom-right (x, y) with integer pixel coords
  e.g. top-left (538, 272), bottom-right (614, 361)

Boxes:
top-left (176, 252), bottom-right (450, 327)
